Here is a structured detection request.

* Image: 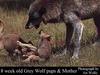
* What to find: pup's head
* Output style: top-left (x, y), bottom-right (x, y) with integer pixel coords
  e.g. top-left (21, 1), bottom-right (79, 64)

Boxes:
top-left (39, 29), bottom-right (51, 41)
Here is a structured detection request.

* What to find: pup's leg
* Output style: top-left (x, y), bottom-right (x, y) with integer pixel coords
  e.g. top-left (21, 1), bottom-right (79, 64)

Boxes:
top-left (17, 41), bottom-right (37, 51)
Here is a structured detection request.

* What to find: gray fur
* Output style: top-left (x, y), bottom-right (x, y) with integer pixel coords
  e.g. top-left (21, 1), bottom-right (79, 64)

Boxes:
top-left (25, 0), bottom-right (100, 59)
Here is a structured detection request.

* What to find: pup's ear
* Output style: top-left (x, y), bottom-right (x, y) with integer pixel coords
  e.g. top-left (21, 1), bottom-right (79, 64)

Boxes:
top-left (45, 35), bottom-right (51, 41)
top-left (39, 29), bottom-right (46, 38)
top-left (39, 29), bottom-right (51, 40)
top-left (38, 29), bottom-right (44, 34)
top-left (28, 41), bottom-right (33, 45)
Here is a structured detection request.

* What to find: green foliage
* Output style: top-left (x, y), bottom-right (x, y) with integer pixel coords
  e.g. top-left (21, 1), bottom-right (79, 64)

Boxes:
top-left (0, 8), bottom-right (99, 67)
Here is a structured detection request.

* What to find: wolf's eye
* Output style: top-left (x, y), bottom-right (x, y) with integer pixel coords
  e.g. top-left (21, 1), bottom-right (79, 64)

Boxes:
top-left (33, 12), bottom-right (40, 18)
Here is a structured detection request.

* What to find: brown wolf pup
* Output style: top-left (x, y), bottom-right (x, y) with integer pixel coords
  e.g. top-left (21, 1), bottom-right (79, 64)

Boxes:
top-left (0, 20), bottom-right (37, 60)
top-left (22, 30), bottom-right (52, 63)
top-left (37, 30), bottom-right (52, 60)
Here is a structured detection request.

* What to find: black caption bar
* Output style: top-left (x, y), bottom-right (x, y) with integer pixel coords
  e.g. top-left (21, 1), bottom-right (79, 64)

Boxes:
top-left (0, 67), bottom-right (99, 74)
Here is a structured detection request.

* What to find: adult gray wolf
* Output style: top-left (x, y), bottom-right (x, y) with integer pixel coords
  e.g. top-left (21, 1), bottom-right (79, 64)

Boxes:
top-left (25, 0), bottom-right (100, 59)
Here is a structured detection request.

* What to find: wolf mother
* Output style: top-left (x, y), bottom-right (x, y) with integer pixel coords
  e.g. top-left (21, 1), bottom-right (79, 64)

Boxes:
top-left (25, 0), bottom-right (100, 59)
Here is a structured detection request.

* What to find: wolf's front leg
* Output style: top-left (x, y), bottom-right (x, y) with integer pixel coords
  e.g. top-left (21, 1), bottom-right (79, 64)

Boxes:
top-left (64, 12), bottom-right (84, 59)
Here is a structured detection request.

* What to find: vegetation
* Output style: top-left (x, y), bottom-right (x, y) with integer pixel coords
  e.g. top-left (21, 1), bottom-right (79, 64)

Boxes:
top-left (0, 1), bottom-right (99, 67)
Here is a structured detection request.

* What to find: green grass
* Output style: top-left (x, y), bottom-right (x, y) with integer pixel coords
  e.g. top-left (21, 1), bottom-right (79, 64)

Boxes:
top-left (0, 8), bottom-right (100, 67)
